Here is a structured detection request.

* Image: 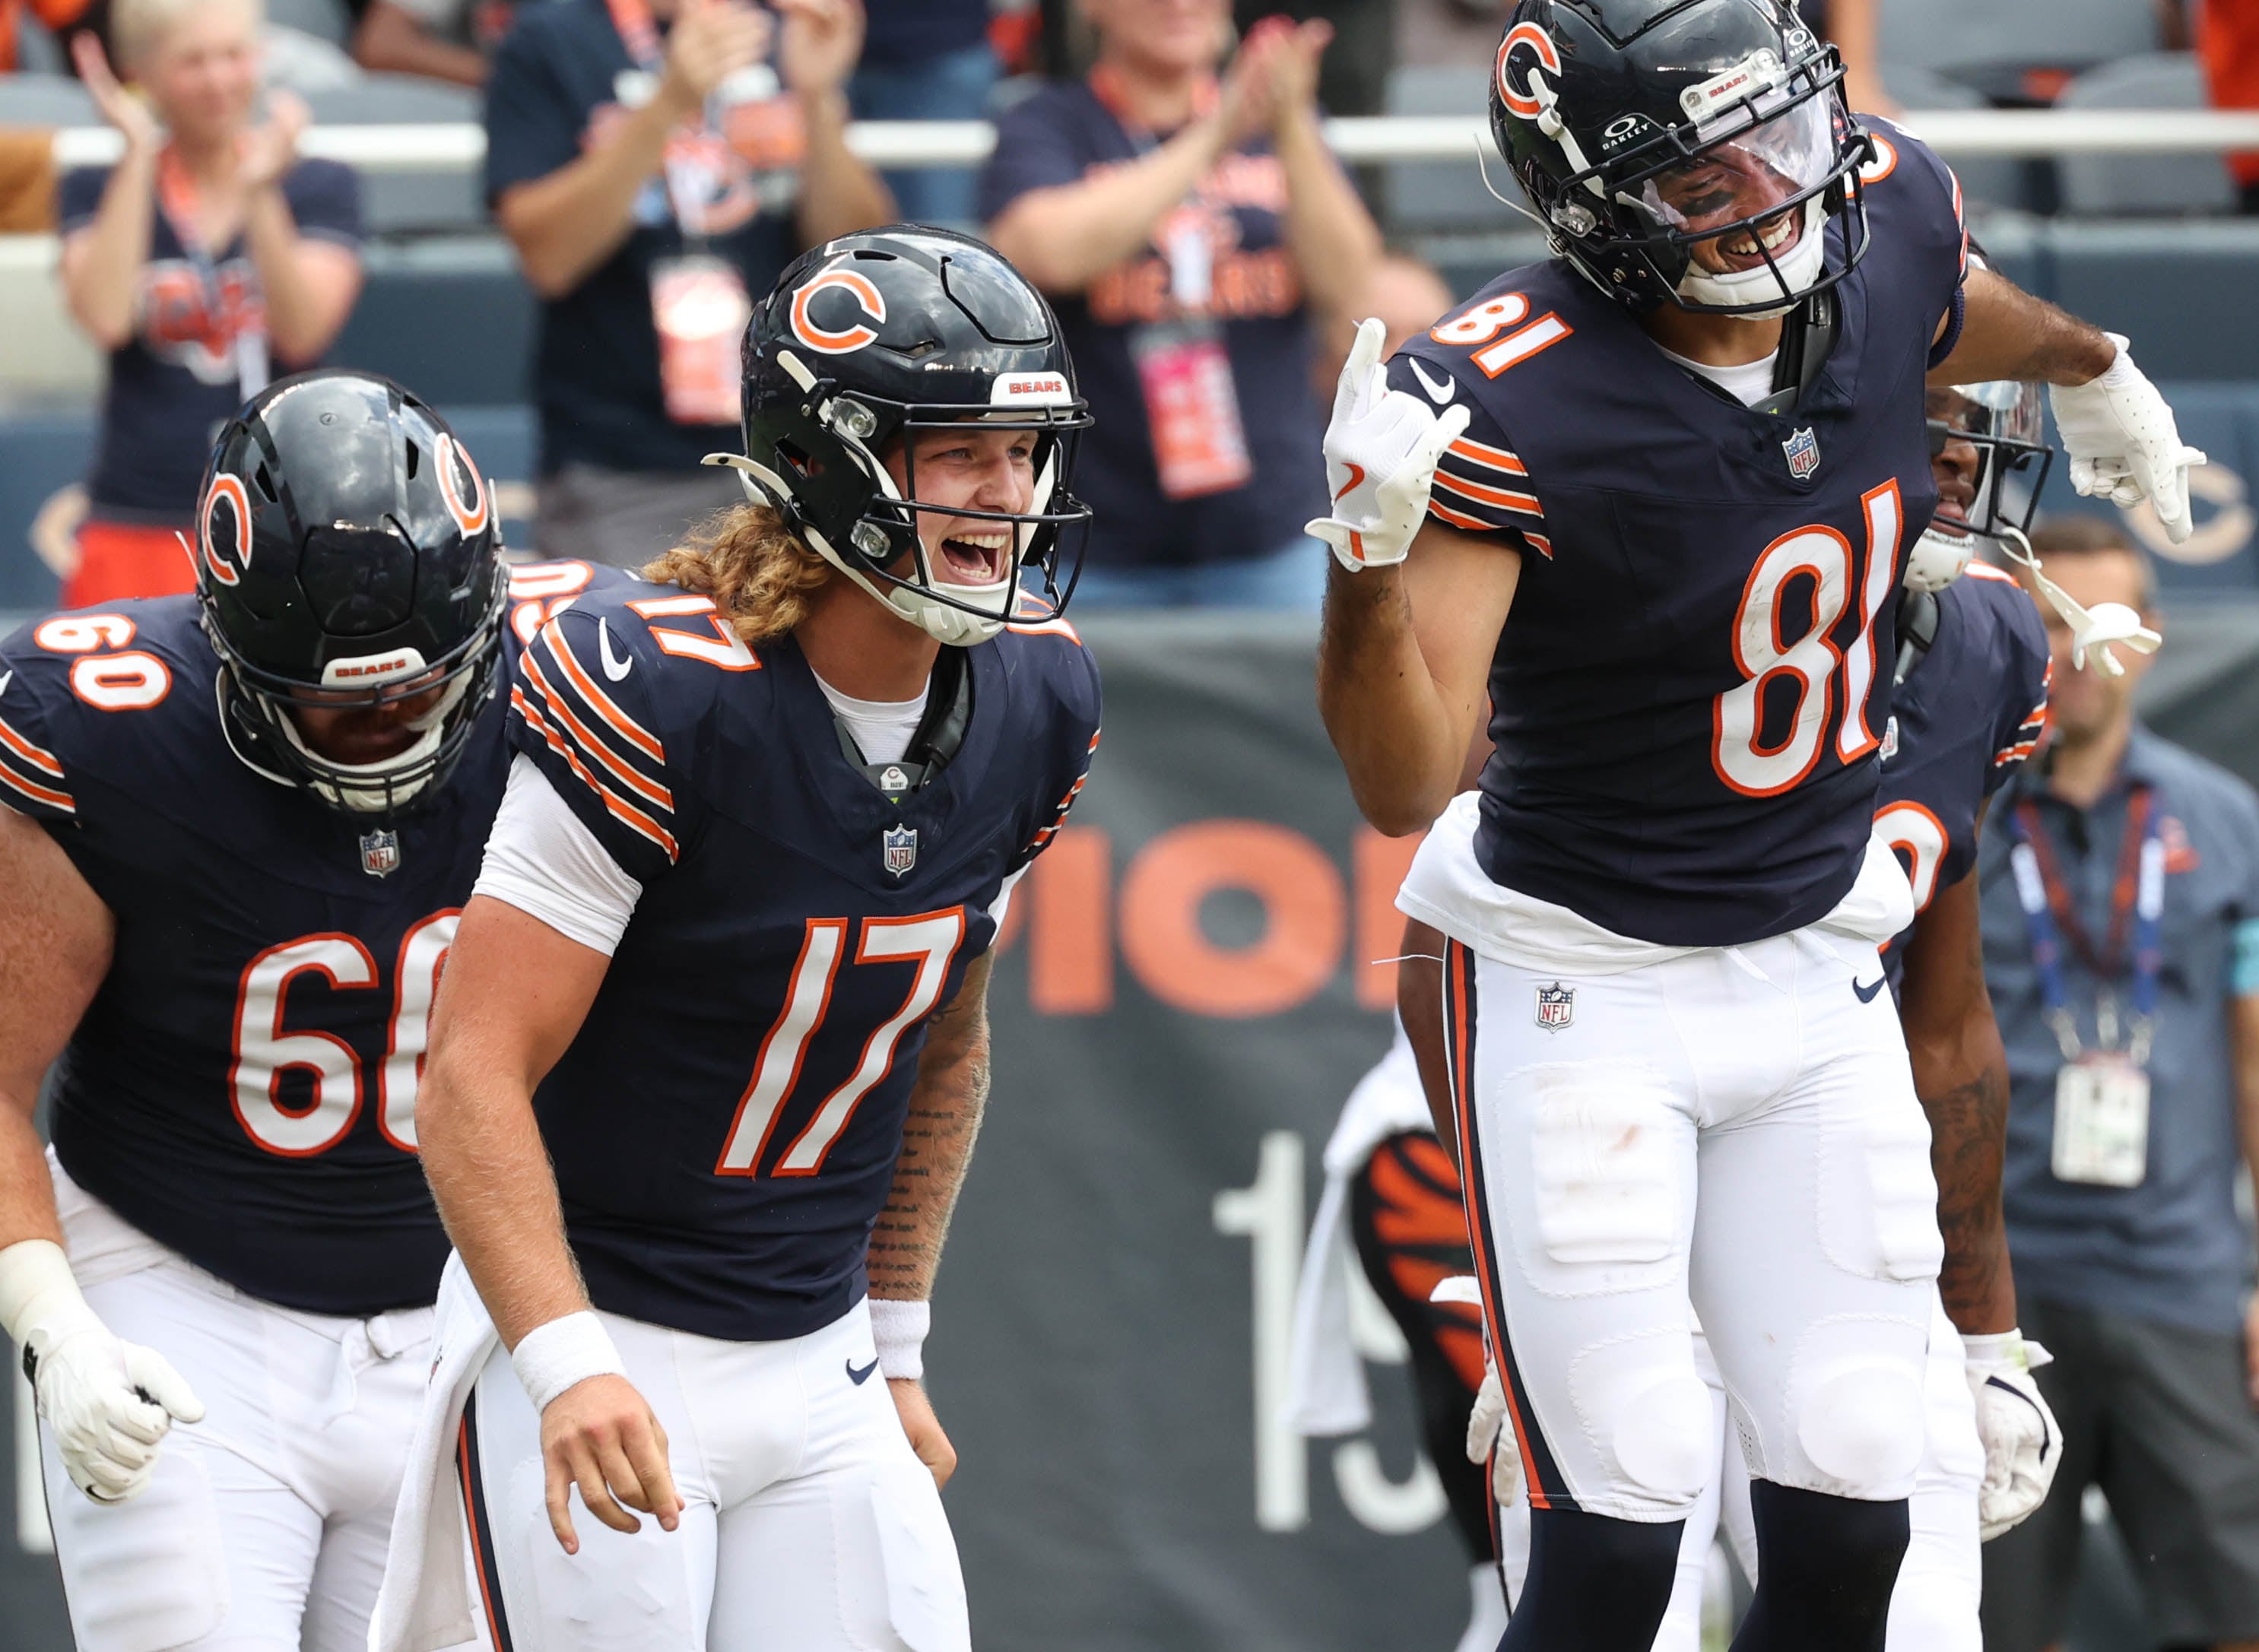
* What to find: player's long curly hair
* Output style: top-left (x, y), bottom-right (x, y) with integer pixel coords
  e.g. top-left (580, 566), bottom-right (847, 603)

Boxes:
top-left (643, 502), bottom-right (833, 645)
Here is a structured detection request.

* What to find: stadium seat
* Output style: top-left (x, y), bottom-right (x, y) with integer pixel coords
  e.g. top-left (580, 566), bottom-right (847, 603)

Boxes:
top-left (1381, 64), bottom-right (1521, 235)
top-left (0, 74), bottom-right (97, 128)
top-left (266, 0), bottom-right (351, 48)
top-left (1877, 65), bottom-right (2032, 213)
top-left (2048, 217), bottom-right (2259, 380)
top-left (1877, 0), bottom-right (2160, 100)
top-left (2054, 54), bottom-right (2235, 217)
top-left (305, 76), bottom-right (485, 233)
top-left (11, 13), bottom-right (64, 74)
top-left (330, 236), bottom-right (535, 405)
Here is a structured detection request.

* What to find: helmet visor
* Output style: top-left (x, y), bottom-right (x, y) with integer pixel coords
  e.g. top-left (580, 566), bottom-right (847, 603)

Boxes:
top-left (1634, 93), bottom-right (1836, 269)
top-left (1924, 381), bottom-right (2053, 540)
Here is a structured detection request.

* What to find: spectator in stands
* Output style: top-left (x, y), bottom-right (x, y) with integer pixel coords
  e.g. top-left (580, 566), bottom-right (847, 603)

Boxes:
top-left (1312, 248), bottom-right (1451, 398)
top-left (1976, 517), bottom-right (2259, 1652)
top-left (1, 0), bottom-right (91, 71)
top-left (351, 0), bottom-right (505, 86)
top-left (1233, 0), bottom-right (1388, 118)
top-left (847, 0), bottom-right (995, 224)
top-left (56, 5), bottom-right (363, 607)
top-left (982, 3), bottom-right (1379, 609)
top-left (2197, 0), bottom-right (2259, 213)
top-left (487, 0), bottom-right (893, 569)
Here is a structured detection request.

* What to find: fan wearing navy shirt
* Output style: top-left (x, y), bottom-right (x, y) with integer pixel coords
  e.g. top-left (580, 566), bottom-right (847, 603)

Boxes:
top-left (1312, 4), bottom-right (2205, 1648)
top-left (386, 229), bottom-right (1099, 1652)
top-left (0, 373), bottom-right (621, 1652)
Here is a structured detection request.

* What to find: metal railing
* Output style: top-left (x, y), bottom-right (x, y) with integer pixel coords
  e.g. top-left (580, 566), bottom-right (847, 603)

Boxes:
top-left (45, 107), bottom-right (2259, 174)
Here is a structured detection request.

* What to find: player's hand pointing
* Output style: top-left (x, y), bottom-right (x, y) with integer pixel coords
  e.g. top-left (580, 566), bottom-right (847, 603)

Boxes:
top-left (2049, 334), bottom-right (2207, 544)
top-left (539, 1374), bottom-right (682, 1552)
top-left (1308, 316), bottom-right (1471, 572)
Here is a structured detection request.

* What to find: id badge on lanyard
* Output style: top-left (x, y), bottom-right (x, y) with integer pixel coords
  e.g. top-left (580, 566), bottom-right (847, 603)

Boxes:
top-left (1129, 220), bottom-right (1252, 500)
top-left (157, 148), bottom-right (268, 406)
top-left (606, 0), bottom-right (759, 426)
top-left (2007, 785), bottom-right (2167, 1189)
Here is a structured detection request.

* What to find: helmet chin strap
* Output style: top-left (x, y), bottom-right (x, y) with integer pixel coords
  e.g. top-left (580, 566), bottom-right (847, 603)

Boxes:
top-left (271, 674), bottom-right (470, 813)
top-left (1996, 524), bottom-right (2160, 678)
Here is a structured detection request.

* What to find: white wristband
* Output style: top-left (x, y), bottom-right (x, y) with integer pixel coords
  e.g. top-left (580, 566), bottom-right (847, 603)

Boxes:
top-left (511, 1311), bottom-right (627, 1415)
top-left (0, 1239), bottom-right (102, 1361)
top-left (868, 1297), bottom-right (930, 1383)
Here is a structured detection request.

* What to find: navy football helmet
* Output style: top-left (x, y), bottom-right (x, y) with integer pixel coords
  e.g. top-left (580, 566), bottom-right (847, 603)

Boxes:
top-left (710, 225), bottom-right (1093, 645)
top-left (1490, 0), bottom-right (1876, 316)
top-left (1905, 379), bottom-right (2054, 592)
top-left (195, 371), bottom-right (508, 816)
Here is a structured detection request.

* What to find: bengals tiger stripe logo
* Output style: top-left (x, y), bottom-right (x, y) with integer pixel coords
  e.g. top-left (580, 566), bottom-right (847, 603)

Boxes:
top-left (199, 473), bottom-right (252, 588)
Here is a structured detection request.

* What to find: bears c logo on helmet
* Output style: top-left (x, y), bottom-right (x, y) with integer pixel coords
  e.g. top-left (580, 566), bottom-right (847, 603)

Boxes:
top-left (788, 268), bottom-right (887, 355)
top-left (199, 473), bottom-right (252, 588)
top-left (436, 432), bottom-right (490, 537)
top-left (1496, 21), bottom-right (1563, 121)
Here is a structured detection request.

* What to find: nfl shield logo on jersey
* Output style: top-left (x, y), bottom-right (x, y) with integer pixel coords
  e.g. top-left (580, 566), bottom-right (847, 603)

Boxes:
top-left (1880, 715), bottom-right (1900, 763)
top-left (1782, 426), bottom-right (1822, 480)
top-left (882, 824), bottom-right (918, 878)
top-left (359, 828), bottom-right (400, 879)
top-left (1534, 981), bottom-right (1575, 1030)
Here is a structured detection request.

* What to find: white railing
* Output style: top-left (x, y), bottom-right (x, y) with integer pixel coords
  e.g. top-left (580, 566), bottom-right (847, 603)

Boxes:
top-left (45, 107), bottom-right (2259, 174)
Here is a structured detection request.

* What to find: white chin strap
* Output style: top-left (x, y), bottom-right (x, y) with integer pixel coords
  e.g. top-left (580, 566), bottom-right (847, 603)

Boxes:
top-left (1997, 525), bottom-right (2161, 679)
top-left (1675, 198), bottom-right (1828, 318)
top-left (706, 452), bottom-right (1015, 645)
top-left (1903, 526), bottom-right (1974, 595)
top-left (275, 675), bottom-right (469, 813)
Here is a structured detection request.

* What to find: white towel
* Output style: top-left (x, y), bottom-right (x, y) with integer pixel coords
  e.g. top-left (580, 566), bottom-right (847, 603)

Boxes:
top-left (1283, 1024), bottom-right (1434, 1438)
top-left (368, 1252), bottom-right (499, 1652)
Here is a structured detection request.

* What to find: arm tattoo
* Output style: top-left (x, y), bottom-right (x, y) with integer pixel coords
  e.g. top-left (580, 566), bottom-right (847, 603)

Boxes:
top-left (867, 955), bottom-right (993, 1300)
top-left (1924, 1061), bottom-right (2013, 1328)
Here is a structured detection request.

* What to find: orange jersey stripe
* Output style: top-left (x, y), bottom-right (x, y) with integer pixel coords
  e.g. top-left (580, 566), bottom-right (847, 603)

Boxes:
top-left (1433, 470), bottom-right (1544, 516)
top-left (0, 712), bottom-right (64, 778)
top-left (0, 759), bottom-right (74, 813)
top-left (1446, 437), bottom-right (1528, 476)
top-left (539, 623), bottom-right (663, 763)
top-left (1427, 498), bottom-right (1496, 534)
top-left (511, 688), bottom-right (680, 860)
top-left (521, 652), bottom-right (674, 813)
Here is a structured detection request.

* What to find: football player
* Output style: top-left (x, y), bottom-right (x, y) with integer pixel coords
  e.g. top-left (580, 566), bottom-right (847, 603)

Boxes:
top-left (374, 227), bottom-right (1100, 1652)
top-left (0, 371), bottom-right (621, 1652)
top-left (1308, 2), bottom-right (2204, 1645)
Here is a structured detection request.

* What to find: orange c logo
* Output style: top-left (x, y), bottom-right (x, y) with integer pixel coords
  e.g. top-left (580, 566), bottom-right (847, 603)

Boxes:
top-left (1496, 21), bottom-right (1563, 121)
top-left (436, 433), bottom-right (490, 537)
top-left (788, 268), bottom-right (887, 356)
top-left (200, 473), bottom-right (252, 588)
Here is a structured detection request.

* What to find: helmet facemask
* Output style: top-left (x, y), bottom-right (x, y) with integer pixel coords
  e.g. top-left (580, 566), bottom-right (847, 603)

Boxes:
top-left (712, 362), bottom-right (1094, 645)
top-left (1905, 381), bottom-right (2053, 593)
top-left (206, 561), bottom-right (509, 817)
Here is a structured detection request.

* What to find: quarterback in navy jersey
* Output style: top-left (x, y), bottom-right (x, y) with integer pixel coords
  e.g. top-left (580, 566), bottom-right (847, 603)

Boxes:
top-left (0, 373), bottom-right (626, 1652)
top-left (380, 228), bottom-right (1098, 1652)
top-left (1311, 3), bottom-right (2207, 1647)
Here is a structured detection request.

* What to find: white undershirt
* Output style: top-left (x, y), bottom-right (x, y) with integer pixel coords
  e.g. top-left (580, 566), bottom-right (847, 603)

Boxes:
top-left (813, 672), bottom-right (928, 766)
top-left (1658, 344), bottom-right (1780, 409)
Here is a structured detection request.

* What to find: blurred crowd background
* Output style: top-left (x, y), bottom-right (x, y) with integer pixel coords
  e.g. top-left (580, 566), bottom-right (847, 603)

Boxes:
top-left (0, 3), bottom-right (2257, 1650)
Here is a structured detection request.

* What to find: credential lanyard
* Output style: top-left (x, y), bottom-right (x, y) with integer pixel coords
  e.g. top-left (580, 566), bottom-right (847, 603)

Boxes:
top-left (155, 147), bottom-right (268, 404)
top-left (2005, 784), bottom-right (2165, 1064)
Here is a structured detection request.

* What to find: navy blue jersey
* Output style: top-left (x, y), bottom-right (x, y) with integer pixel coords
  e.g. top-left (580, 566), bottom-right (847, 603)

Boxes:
top-left (510, 585), bottom-right (1102, 1342)
top-left (0, 563), bottom-right (630, 1315)
top-left (1876, 566), bottom-right (2051, 991)
top-left (1391, 122), bottom-right (1969, 946)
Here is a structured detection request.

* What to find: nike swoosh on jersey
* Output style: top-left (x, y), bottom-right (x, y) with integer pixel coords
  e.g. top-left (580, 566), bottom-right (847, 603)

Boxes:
top-left (846, 1356), bottom-right (880, 1386)
top-left (598, 618), bottom-right (634, 682)
top-left (1409, 360), bottom-right (1457, 405)
top-left (1852, 975), bottom-right (1886, 1003)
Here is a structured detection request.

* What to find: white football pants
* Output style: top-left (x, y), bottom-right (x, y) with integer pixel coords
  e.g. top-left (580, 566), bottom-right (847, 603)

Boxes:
top-left (461, 1298), bottom-right (969, 1652)
top-left (39, 1247), bottom-right (431, 1652)
top-left (1438, 925), bottom-right (1943, 1525)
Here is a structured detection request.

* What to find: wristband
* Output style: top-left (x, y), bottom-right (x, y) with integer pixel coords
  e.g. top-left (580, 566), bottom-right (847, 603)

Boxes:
top-left (511, 1311), bottom-right (627, 1415)
top-left (868, 1297), bottom-right (930, 1383)
top-left (0, 1239), bottom-right (103, 1365)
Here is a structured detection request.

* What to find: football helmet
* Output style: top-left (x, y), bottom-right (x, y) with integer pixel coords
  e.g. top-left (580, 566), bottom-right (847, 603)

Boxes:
top-left (711, 225), bottom-right (1093, 646)
top-left (1904, 379), bottom-right (2052, 592)
top-left (195, 371), bottom-right (508, 816)
top-left (1490, 0), bottom-right (1874, 317)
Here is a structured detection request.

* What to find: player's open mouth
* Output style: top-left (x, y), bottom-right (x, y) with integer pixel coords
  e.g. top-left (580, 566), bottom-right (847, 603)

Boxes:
top-left (1714, 209), bottom-right (1801, 270)
top-left (936, 529), bottom-right (1013, 585)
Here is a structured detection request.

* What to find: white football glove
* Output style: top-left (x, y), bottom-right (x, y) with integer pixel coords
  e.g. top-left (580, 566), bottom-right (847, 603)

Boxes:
top-left (2048, 335), bottom-right (2207, 544)
top-left (1306, 316), bottom-right (1471, 572)
top-left (1962, 1330), bottom-right (2061, 1541)
top-left (1465, 1356), bottom-right (1525, 1505)
top-left (0, 1240), bottom-right (204, 1504)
